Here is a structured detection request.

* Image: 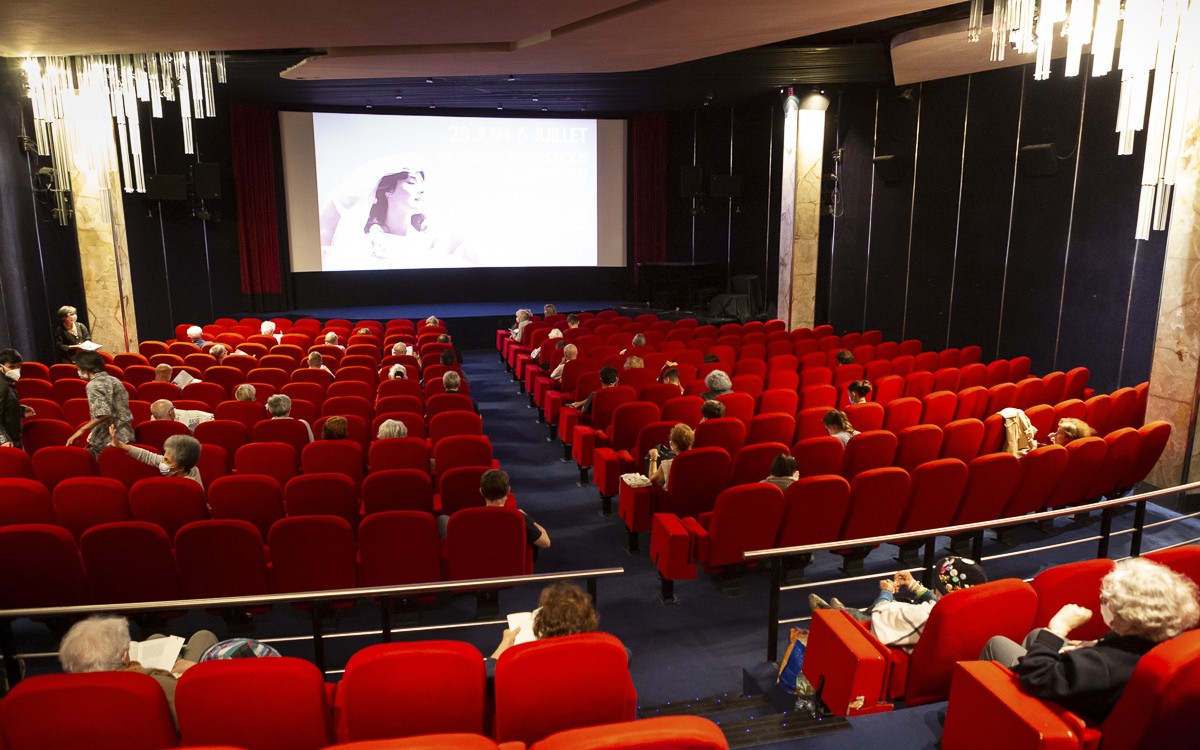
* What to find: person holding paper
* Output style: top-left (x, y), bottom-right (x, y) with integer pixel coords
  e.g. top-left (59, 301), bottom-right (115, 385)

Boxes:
top-left (58, 615), bottom-right (218, 725)
top-left (0, 348), bottom-right (35, 449)
top-left (67, 351), bottom-right (134, 457)
top-left (186, 325), bottom-right (211, 347)
top-left (490, 583), bottom-right (600, 663)
top-left (53, 305), bottom-right (93, 362)
top-left (150, 399), bottom-right (213, 433)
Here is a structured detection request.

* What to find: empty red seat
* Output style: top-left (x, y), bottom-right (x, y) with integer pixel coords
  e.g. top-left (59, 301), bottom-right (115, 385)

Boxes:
top-left (494, 632), bottom-right (636, 745)
top-left (1119, 420), bottom-right (1171, 488)
top-left (0, 446), bottom-right (35, 480)
top-left (128, 476), bottom-right (209, 540)
top-left (904, 371), bottom-right (935, 400)
top-left (368, 437), bottom-right (430, 474)
top-left (692, 417), bottom-right (746, 456)
top-left (883, 397), bottom-right (922, 432)
top-left (302, 440), bottom-right (365, 490)
top-left (747, 413), bottom-right (794, 446)
top-left (984, 383), bottom-right (1016, 414)
top-left (236, 442), bottom-right (300, 489)
top-left (215, 399), bottom-right (267, 432)
top-left (776, 475), bottom-right (851, 555)
top-left (838, 468), bottom-right (911, 563)
top-left (268, 515), bottom-right (357, 595)
top-left (0, 478), bottom-right (55, 527)
top-left (175, 657), bottom-right (335, 750)
top-left (253, 418), bottom-right (312, 455)
top-left (285, 473), bottom-right (361, 530)
top-left (194, 419), bottom-right (250, 456)
top-left (323, 395), bottom-right (375, 425)
top-left (896, 458), bottom-right (968, 537)
top-left (427, 393), bottom-right (476, 420)
top-left (445, 506), bottom-right (529, 580)
top-left (0, 524), bottom-right (91, 609)
top-left (80, 521), bottom-right (183, 605)
top-left (432, 435), bottom-right (495, 488)
top-left (52, 477), bottom-right (130, 542)
top-left (207, 474), bottom-right (285, 541)
top-left (951, 453), bottom-right (1022, 526)
top-left (729, 442), bottom-right (789, 486)
top-left (792, 435), bottom-right (844, 478)
top-left (843, 402), bottom-right (884, 432)
top-left (953, 385), bottom-right (988, 421)
top-left (428, 411), bottom-right (483, 448)
top-left (920, 390), bottom-right (956, 427)
top-left (31, 444), bottom-right (98, 489)
top-left (357, 511), bottom-right (442, 588)
top-left (175, 519), bottom-right (270, 601)
top-left (572, 401), bottom-right (660, 477)
top-left (895, 424), bottom-right (943, 472)
top-left (1001, 444), bottom-right (1069, 517)
top-left (938, 419), bottom-right (985, 463)
top-left (1046, 436), bottom-right (1108, 507)
top-left (97, 446), bottom-right (160, 489)
top-left (841, 430), bottom-right (897, 480)
top-left (1, 672), bottom-right (177, 750)
top-left (1085, 427), bottom-right (1141, 500)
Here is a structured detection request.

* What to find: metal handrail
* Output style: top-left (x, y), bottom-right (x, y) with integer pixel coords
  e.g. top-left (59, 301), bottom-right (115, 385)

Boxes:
top-left (747, 478), bottom-right (1200, 662)
top-left (743, 479), bottom-right (1200, 560)
top-left (0, 567), bottom-right (625, 691)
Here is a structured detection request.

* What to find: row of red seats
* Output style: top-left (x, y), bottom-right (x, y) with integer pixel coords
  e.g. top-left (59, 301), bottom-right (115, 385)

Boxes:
top-left (167, 319), bottom-right (448, 352)
top-left (0, 510), bottom-right (534, 613)
top-left (618, 421), bottom-right (1168, 558)
top-left (0, 634), bottom-right (664, 750)
top-left (647, 423), bottom-right (1169, 587)
top-left (804, 548), bottom-right (1200, 721)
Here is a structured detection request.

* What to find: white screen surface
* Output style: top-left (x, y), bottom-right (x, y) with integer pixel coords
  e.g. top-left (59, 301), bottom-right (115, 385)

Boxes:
top-left (283, 111), bottom-right (614, 272)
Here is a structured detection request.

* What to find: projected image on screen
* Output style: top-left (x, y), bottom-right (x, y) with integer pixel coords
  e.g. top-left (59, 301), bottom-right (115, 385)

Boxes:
top-left (312, 112), bottom-right (598, 271)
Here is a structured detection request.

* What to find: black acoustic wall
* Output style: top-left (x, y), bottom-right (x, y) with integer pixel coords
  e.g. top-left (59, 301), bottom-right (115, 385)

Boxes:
top-left (821, 58), bottom-right (1167, 395)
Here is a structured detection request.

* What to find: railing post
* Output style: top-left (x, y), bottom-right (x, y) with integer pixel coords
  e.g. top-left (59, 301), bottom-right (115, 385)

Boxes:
top-left (310, 603), bottom-right (327, 674)
top-left (587, 576), bottom-right (598, 604)
top-left (1130, 500), bottom-right (1148, 557)
top-left (380, 597), bottom-right (392, 643)
top-left (0, 619), bottom-right (20, 693)
top-left (1098, 507), bottom-right (1114, 559)
top-left (767, 557), bottom-right (781, 663)
top-left (922, 538), bottom-right (936, 588)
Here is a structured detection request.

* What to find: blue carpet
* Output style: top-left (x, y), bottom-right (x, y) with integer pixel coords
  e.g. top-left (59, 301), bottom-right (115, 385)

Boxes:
top-left (10, 347), bottom-right (1200, 748)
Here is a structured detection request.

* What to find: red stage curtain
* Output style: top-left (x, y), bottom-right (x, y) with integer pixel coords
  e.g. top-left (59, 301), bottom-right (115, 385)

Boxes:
top-left (630, 114), bottom-right (668, 284)
top-left (230, 105), bottom-right (285, 311)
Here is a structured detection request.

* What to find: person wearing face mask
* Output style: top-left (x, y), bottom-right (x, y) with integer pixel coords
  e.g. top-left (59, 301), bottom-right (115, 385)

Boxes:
top-left (0, 348), bottom-right (36, 449)
top-left (108, 424), bottom-right (204, 487)
top-left (67, 350), bottom-right (134, 457)
top-left (979, 557), bottom-right (1200, 725)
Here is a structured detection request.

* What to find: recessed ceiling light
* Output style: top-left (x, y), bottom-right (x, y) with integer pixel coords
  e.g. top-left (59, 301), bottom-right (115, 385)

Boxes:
top-left (507, 74), bottom-right (515, 81)
top-left (365, 100), bottom-right (372, 108)
top-left (425, 78), bottom-right (434, 84)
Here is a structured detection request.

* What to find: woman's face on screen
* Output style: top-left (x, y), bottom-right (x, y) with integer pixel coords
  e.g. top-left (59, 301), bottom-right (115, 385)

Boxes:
top-left (385, 173), bottom-right (425, 213)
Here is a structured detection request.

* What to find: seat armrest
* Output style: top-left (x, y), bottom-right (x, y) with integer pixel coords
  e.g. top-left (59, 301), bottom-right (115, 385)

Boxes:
top-left (942, 661), bottom-right (1083, 750)
top-left (618, 481), bottom-right (658, 533)
top-left (594, 448), bottom-right (634, 497)
top-left (680, 516), bottom-right (709, 562)
top-left (650, 513), bottom-right (698, 580)
top-left (557, 407), bottom-right (582, 444)
top-left (802, 610), bottom-right (893, 716)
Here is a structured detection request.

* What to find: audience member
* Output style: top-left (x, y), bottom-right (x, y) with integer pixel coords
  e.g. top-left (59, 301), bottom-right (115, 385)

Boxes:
top-left (376, 419), bottom-right (408, 439)
top-left (109, 425), bottom-right (203, 486)
top-left (390, 342), bottom-right (410, 357)
top-left (531, 329), bottom-right (561, 359)
top-left (648, 423), bottom-right (693, 489)
top-left (324, 332), bottom-right (344, 350)
top-left (543, 304), bottom-right (557, 318)
top-left (53, 305), bottom-right (92, 362)
top-left (58, 615), bottom-right (218, 723)
top-left (810, 557), bottom-right (987, 653)
top-left (186, 325), bottom-right (210, 346)
top-left (439, 348), bottom-right (457, 367)
top-left (234, 384), bottom-right (257, 402)
top-left (847, 380), bottom-right (873, 404)
top-left (490, 582), bottom-right (595, 663)
top-left (443, 371), bottom-right (479, 413)
top-left (566, 313), bottom-right (580, 329)
top-left (209, 344), bottom-right (227, 364)
top-left (260, 321), bottom-right (281, 342)
top-left (624, 355), bottom-right (644, 369)
top-left (153, 364), bottom-right (174, 383)
top-left (509, 309), bottom-right (532, 341)
top-left (266, 394), bottom-right (313, 442)
top-left (322, 415), bottom-right (348, 441)
top-left (150, 399), bottom-right (213, 432)
top-left (354, 327), bottom-right (373, 337)
top-left (0, 348), bottom-right (35, 449)
top-left (980, 557), bottom-right (1199, 725)
top-left (659, 368), bottom-right (683, 395)
top-left (1053, 418), bottom-right (1096, 445)
top-left (700, 370), bottom-right (733, 401)
top-left (551, 344), bottom-right (577, 381)
top-left (68, 351), bottom-right (134, 457)
top-left (307, 351), bottom-right (334, 375)
top-left (823, 409), bottom-right (858, 445)
top-left (621, 333), bottom-right (646, 354)
top-left (835, 349), bottom-right (855, 366)
top-left (702, 354), bottom-right (719, 364)
top-left (424, 315), bottom-right (442, 327)
top-left (386, 363), bottom-right (408, 380)
top-left (761, 454), bottom-right (798, 492)
top-left (569, 365), bottom-right (618, 415)
top-left (700, 399), bottom-right (726, 422)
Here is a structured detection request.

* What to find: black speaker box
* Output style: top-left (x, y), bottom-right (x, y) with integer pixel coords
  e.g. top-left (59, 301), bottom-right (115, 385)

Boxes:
top-left (680, 166), bottom-right (703, 197)
top-left (145, 174), bottom-right (187, 201)
top-left (1020, 143), bottom-right (1058, 177)
top-left (872, 155), bottom-right (910, 184)
top-left (710, 175), bottom-right (743, 199)
top-left (192, 163), bottom-right (221, 200)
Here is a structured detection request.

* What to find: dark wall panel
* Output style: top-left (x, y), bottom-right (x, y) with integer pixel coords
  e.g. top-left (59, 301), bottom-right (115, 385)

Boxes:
top-left (1121, 235), bottom-right (1167, 387)
top-left (997, 58), bottom-right (1086, 373)
top-left (903, 76), bottom-right (968, 348)
top-left (863, 85), bottom-right (919, 342)
top-left (948, 66), bottom-right (1024, 358)
top-left (826, 89), bottom-right (877, 334)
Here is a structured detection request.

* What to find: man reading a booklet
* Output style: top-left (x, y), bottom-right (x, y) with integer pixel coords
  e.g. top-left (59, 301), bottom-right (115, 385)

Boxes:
top-left (58, 615), bottom-right (218, 724)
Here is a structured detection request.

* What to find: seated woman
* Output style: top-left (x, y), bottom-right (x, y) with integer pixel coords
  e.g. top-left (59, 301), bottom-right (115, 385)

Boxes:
top-left (376, 418), bottom-right (408, 440)
top-left (823, 409), bottom-right (858, 445)
top-left (1052, 417), bottom-right (1096, 445)
top-left (847, 380), bottom-right (872, 405)
top-left (108, 425), bottom-right (204, 487)
top-left (324, 332), bottom-right (345, 351)
top-left (385, 363), bottom-right (408, 380)
top-left (761, 454), bottom-right (798, 492)
top-left (810, 557), bottom-right (987, 652)
top-left (835, 349), bottom-right (855, 366)
top-left (209, 344), bottom-right (227, 364)
top-left (489, 582), bottom-right (601, 669)
top-left (322, 415), bottom-right (348, 441)
top-left (980, 557), bottom-right (1199, 725)
top-left (509, 309), bottom-right (532, 341)
top-left (700, 370), bottom-right (733, 401)
top-left (647, 423), bottom-right (693, 489)
top-left (233, 384), bottom-right (257, 402)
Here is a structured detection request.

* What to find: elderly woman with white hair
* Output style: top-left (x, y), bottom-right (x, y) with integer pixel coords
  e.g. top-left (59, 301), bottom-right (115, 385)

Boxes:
top-left (376, 419), bottom-right (409, 440)
top-left (980, 557), bottom-right (1200, 725)
top-left (209, 344), bottom-right (228, 364)
top-left (59, 615), bottom-right (218, 721)
top-left (700, 370), bottom-right (734, 401)
top-left (509, 309), bottom-right (532, 341)
top-left (108, 425), bottom-right (204, 487)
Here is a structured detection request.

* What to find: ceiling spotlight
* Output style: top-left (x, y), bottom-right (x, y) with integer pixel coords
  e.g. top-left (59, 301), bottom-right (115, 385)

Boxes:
top-left (365, 100), bottom-right (372, 108)
top-left (541, 107), bottom-right (547, 112)
top-left (429, 104), bottom-right (436, 109)
top-left (531, 96), bottom-right (538, 102)
top-left (507, 74), bottom-right (515, 81)
top-left (497, 105), bottom-right (503, 110)
top-left (395, 92), bottom-right (403, 99)
top-left (425, 78), bottom-right (434, 84)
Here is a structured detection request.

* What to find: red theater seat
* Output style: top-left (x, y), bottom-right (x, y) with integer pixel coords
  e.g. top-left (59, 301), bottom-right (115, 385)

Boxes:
top-left (194, 419), bottom-right (250, 456)
top-left (357, 511), bottom-right (442, 587)
top-left (334, 641), bottom-right (486, 742)
top-left (445, 506), bottom-right (529, 581)
top-left (207, 474), bottom-right (284, 541)
top-left (494, 632), bottom-right (636, 745)
top-left (80, 522), bottom-right (183, 605)
top-left (368, 437), bottom-right (430, 474)
top-left (840, 430), bottom-right (897, 480)
top-left (792, 436), bottom-right (843, 478)
top-left (529, 716), bottom-right (728, 750)
top-left (895, 424), bottom-right (943, 472)
top-left (1, 672), bottom-right (177, 750)
top-left (254, 418), bottom-right (313, 455)
top-left (1002, 444), bottom-right (1069, 518)
top-left (268, 515), bottom-right (357, 597)
top-left (0, 478), bottom-right (55, 527)
top-left (0, 524), bottom-right (91, 609)
top-left (128, 476), bottom-right (209, 540)
top-left (98, 445), bottom-right (160, 489)
top-left (176, 657), bottom-right (335, 750)
top-left (175, 519), bottom-right (270, 601)
top-left (302, 440), bottom-right (365, 491)
top-left (618, 447), bottom-right (730, 547)
top-left (362, 469), bottom-right (435, 515)
top-left (52, 477), bottom-right (130, 541)
top-left (692, 418), bottom-right (745, 457)
top-left (236, 442), bottom-right (300, 489)
top-left (285, 473), bottom-right (361, 530)
top-left (1029, 557), bottom-right (1115, 641)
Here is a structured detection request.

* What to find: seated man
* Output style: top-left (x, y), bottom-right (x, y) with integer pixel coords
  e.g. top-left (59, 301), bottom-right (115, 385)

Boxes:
top-left (624, 356), bottom-right (644, 369)
top-left (266, 393), bottom-right (314, 442)
top-left (659, 367), bottom-right (684, 396)
top-left (835, 349), bottom-right (854, 366)
top-left (699, 399), bottom-right (726, 423)
top-left (322, 415), bottom-right (348, 441)
top-left (260, 321), bottom-right (282, 343)
top-left (153, 363), bottom-right (174, 383)
top-left (980, 557), bottom-right (1199, 725)
top-left (569, 365), bottom-right (618, 416)
top-left (484, 469), bottom-right (549, 550)
top-left (810, 557), bottom-right (987, 653)
top-left (58, 615), bottom-right (217, 724)
top-left (185, 325), bottom-right (210, 347)
top-left (324, 332), bottom-right (345, 350)
top-left (150, 399), bottom-right (213, 432)
top-left (307, 350), bottom-right (334, 375)
top-left (621, 333), bottom-right (646, 355)
top-left (566, 313), bottom-right (580, 330)
top-left (439, 348), bottom-right (457, 367)
top-left (551, 344), bottom-right (577, 382)
top-left (443, 371), bottom-right (479, 414)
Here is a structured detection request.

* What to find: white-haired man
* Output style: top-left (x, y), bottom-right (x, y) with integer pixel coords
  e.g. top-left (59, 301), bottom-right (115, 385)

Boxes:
top-left (150, 399), bottom-right (213, 432)
top-left (185, 325), bottom-right (210, 347)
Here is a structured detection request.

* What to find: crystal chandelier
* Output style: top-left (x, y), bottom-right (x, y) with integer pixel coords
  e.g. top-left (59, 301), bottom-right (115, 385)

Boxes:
top-left (968, 0), bottom-right (1198, 239)
top-left (21, 53), bottom-right (227, 225)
